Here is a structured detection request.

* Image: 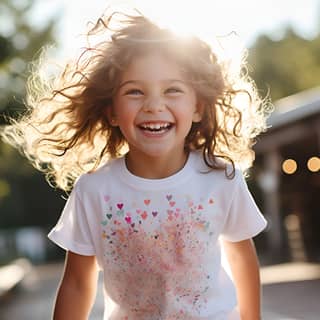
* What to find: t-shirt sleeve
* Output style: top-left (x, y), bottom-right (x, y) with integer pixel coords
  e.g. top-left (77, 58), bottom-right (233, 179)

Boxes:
top-left (221, 170), bottom-right (267, 242)
top-left (48, 183), bottom-right (96, 256)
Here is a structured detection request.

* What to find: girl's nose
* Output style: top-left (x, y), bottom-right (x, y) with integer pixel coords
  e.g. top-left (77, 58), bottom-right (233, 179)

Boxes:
top-left (142, 95), bottom-right (166, 113)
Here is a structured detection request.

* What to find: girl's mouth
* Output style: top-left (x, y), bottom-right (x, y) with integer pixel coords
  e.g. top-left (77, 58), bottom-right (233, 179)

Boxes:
top-left (138, 122), bottom-right (173, 133)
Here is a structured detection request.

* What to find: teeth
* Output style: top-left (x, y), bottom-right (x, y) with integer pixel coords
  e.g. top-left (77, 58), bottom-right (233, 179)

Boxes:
top-left (140, 123), bottom-right (171, 130)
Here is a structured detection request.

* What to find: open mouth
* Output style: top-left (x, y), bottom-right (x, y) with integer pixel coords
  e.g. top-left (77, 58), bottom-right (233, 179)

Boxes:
top-left (138, 122), bottom-right (173, 133)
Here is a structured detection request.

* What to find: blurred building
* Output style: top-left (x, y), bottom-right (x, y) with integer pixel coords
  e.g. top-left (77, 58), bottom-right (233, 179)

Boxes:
top-left (254, 87), bottom-right (320, 263)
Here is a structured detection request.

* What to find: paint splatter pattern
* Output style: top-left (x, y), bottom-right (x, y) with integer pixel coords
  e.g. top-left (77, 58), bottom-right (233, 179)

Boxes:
top-left (100, 193), bottom-right (216, 318)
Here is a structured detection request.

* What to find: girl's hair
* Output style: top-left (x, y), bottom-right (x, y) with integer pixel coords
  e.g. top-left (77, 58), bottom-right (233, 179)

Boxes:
top-left (1, 11), bottom-right (271, 191)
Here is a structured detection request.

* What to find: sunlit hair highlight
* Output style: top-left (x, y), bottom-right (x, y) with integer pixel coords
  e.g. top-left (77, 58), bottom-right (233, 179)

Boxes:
top-left (1, 11), bottom-right (271, 191)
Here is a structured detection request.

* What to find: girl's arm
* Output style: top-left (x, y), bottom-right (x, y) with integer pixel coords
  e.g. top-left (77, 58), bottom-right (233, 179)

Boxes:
top-left (222, 239), bottom-right (262, 320)
top-left (52, 251), bottom-right (99, 320)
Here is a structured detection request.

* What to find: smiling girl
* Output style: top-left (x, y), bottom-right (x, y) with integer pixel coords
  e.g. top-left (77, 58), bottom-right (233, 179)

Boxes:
top-left (1, 11), bottom-right (270, 320)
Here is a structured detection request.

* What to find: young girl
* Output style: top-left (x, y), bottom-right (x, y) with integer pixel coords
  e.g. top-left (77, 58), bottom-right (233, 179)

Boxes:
top-left (2, 10), bottom-right (269, 320)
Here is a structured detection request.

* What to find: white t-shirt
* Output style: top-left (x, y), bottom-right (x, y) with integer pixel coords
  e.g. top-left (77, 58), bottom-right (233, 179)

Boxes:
top-left (48, 151), bottom-right (267, 320)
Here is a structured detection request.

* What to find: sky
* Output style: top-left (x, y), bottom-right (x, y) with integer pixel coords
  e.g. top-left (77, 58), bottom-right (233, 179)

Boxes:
top-left (29, 0), bottom-right (320, 50)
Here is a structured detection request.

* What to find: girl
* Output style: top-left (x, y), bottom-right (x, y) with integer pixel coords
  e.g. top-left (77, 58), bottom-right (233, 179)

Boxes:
top-left (2, 10), bottom-right (270, 320)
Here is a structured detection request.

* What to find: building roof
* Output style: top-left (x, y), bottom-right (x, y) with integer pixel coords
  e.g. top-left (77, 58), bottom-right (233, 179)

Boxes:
top-left (268, 87), bottom-right (320, 129)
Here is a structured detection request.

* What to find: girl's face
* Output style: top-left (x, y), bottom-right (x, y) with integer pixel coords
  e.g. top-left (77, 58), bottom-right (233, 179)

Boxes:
top-left (110, 51), bottom-right (202, 167)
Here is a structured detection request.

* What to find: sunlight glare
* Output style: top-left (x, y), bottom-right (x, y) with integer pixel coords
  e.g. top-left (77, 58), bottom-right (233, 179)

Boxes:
top-left (52, 0), bottom-right (247, 75)
top-left (131, 0), bottom-right (246, 71)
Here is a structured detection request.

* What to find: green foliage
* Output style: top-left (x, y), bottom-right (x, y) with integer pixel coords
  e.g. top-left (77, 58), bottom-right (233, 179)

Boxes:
top-left (0, 0), bottom-right (62, 229)
top-left (248, 27), bottom-right (320, 101)
top-left (0, 0), bottom-right (56, 123)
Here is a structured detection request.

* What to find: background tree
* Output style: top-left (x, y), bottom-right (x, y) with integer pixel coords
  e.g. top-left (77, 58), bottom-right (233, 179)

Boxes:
top-left (248, 26), bottom-right (320, 101)
top-left (0, 0), bottom-right (64, 230)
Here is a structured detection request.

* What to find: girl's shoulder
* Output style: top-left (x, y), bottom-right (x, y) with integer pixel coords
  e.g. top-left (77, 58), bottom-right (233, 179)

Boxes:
top-left (73, 157), bottom-right (122, 193)
top-left (192, 151), bottom-right (243, 182)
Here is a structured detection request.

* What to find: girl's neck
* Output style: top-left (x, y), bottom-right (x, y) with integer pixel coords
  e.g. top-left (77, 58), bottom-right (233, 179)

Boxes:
top-left (125, 150), bottom-right (189, 179)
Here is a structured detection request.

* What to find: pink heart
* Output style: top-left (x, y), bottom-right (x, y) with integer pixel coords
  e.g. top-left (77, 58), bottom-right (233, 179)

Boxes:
top-left (125, 216), bottom-right (132, 224)
top-left (104, 195), bottom-right (110, 202)
top-left (144, 199), bottom-right (151, 205)
top-left (141, 211), bottom-right (148, 220)
top-left (169, 201), bottom-right (175, 207)
top-left (117, 203), bottom-right (124, 210)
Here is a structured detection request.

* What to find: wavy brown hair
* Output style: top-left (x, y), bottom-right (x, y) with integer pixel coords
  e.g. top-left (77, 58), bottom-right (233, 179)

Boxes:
top-left (1, 11), bottom-right (271, 191)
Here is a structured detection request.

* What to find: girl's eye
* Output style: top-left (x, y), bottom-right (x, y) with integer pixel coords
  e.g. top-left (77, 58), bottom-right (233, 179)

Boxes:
top-left (165, 87), bottom-right (183, 94)
top-left (125, 89), bottom-right (143, 96)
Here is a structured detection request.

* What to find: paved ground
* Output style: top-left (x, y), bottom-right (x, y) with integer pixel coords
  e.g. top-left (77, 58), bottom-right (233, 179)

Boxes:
top-left (0, 262), bottom-right (319, 319)
top-left (260, 262), bottom-right (320, 320)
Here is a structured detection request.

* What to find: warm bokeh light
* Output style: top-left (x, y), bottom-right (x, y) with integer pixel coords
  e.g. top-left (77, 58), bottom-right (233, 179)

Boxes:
top-left (307, 156), bottom-right (320, 172)
top-left (282, 159), bottom-right (297, 175)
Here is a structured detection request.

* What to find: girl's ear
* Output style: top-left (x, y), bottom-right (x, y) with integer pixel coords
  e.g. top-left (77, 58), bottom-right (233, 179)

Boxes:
top-left (192, 101), bottom-right (204, 123)
top-left (105, 105), bottom-right (118, 126)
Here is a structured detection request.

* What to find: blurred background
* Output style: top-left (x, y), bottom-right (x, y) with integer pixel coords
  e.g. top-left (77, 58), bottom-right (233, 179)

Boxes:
top-left (0, 0), bottom-right (319, 319)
